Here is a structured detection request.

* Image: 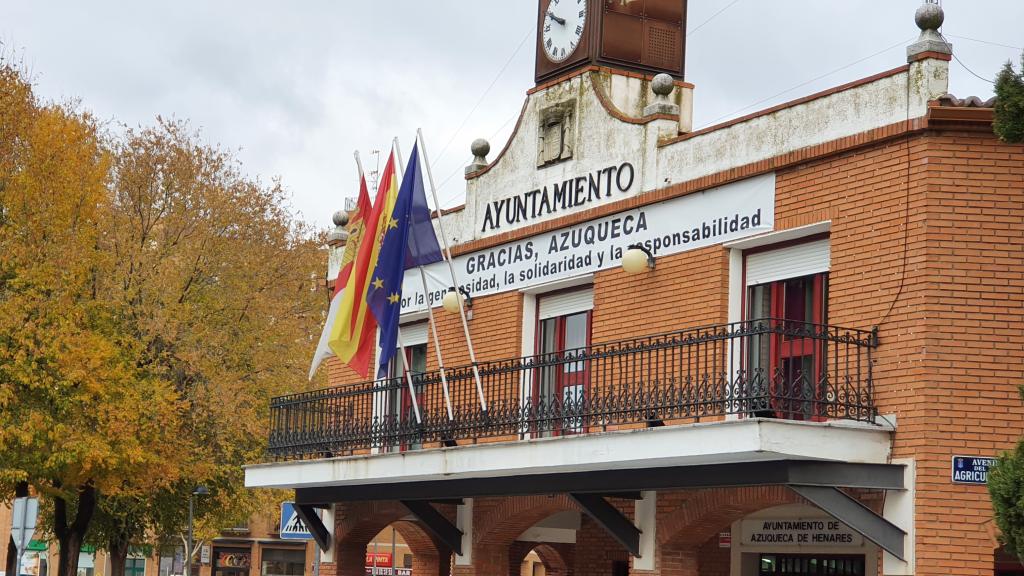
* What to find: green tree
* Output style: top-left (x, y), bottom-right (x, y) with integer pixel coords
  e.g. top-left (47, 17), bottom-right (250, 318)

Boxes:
top-left (994, 53), bottom-right (1024, 144)
top-left (989, 389), bottom-right (1024, 562)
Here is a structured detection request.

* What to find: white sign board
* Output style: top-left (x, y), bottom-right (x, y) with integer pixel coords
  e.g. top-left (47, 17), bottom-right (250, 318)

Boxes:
top-left (200, 545), bottom-right (211, 565)
top-left (400, 173), bottom-right (775, 314)
top-left (11, 497), bottom-right (39, 555)
top-left (741, 518), bottom-right (862, 547)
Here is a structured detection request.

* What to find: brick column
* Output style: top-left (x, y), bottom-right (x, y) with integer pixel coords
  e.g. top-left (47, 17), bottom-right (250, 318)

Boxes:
top-left (452, 544), bottom-right (506, 576)
top-left (508, 542), bottom-right (533, 575)
top-left (336, 541), bottom-right (368, 576)
top-left (411, 550), bottom-right (450, 576)
top-left (653, 548), bottom-right (698, 576)
top-left (574, 516), bottom-right (628, 576)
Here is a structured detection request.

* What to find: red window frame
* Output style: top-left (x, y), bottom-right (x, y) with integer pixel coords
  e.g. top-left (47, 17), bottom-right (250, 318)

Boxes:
top-left (533, 289), bottom-right (593, 436)
top-left (742, 237), bottom-right (830, 421)
top-left (384, 325), bottom-right (428, 452)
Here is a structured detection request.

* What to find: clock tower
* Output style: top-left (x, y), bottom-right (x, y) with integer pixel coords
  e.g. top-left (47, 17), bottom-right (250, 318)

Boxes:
top-left (535, 0), bottom-right (688, 84)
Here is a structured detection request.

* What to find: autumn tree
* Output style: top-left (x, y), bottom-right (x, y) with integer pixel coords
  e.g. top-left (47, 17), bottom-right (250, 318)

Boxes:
top-left (0, 60), bottom-right (184, 576)
top-left (1, 61), bottom-right (325, 576)
top-left (91, 118), bottom-right (325, 571)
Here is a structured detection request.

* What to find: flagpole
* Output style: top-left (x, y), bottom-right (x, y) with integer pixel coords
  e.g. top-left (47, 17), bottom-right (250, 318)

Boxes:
top-left (386, 138), bottom-right (426, 426)
top-left (393, 137), bottom-right (456, 421)
top-left (416, 128), bottom-right (487, 413)
top-left (354, 150), bottom-right (365, 181)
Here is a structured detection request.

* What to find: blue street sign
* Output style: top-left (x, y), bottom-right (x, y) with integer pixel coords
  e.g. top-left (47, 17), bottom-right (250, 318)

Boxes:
top-left (951, 455), bottom-right (997, 485)
top-left (279, 502), bottom-right (313, 540)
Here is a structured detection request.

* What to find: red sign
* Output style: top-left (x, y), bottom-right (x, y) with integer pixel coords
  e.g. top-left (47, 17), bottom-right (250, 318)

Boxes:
top-left (365, 553), bottom-right (392, 568)
top-left (718, 531), bottom-right (732, 548)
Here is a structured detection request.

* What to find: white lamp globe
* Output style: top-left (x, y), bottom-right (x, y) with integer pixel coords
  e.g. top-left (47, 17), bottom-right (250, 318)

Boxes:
top-left (622, 246), bottom-right (652, 274)
top-left (442, 289), bottom-right (463, 313)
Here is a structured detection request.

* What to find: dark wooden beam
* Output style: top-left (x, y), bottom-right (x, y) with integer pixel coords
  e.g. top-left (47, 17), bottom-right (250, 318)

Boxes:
top-left (295, 461), bottom-right (904, 504)
top-left (293, 504), bottom-right (331, 552)
top-left (788, 485), bottom-right (905, 560)
top-left (400, 500), bottom-right (463, 555)
top-left (599, 492), bottom-right (644, 500)
top-left (569, 493), bottom-right (641, 557)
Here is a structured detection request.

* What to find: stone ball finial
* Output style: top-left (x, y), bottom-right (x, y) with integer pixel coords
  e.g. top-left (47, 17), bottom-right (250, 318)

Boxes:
top-left (332, 210), bottom-right (349, 227)
top-left (651, 73), bottom-right (675, 97)
top-left (915, 2), bottom-right (944, 31)
top-left (471, 138), bottom-right (490, 158)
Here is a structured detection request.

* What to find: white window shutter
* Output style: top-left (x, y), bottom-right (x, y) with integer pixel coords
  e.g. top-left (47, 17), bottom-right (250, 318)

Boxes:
top-left (745, 239), bottom-right (830, 286)
top-left (538, 287), bottom-right (594, 320)
top-left (399, 322), bottom-right (429, 346)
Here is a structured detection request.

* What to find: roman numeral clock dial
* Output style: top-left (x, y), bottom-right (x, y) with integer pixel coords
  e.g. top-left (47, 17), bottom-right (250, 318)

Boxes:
top-left (543, 0), bottom-right (587, 63)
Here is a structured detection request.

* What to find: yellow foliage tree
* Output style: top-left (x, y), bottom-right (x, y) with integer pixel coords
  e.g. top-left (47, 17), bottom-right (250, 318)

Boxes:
top-left (0, 62), bottom-right (185, 576)
top-left (0, 61), bottom-right (325, 576)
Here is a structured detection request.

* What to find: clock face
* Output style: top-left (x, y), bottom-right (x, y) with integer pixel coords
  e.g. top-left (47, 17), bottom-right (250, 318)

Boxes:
top-left (542, 0), bottom-right (587, 63)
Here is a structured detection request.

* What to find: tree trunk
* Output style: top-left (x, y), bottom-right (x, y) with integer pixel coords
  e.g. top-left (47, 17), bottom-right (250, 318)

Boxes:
top-left (52, 484), bottom-right (97, 576)
top-left (107, 535), bottom-right (129, 576)
top-left (5, 482), bottom-right (29, 576)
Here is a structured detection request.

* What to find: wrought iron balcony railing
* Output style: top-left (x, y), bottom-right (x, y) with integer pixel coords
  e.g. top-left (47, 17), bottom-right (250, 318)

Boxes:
top-left (269, 319), bottom-right (878, 460)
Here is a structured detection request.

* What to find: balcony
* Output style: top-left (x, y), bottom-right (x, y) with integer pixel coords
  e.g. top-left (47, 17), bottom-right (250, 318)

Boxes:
top-left (268, 319), bottom-right (878, 461)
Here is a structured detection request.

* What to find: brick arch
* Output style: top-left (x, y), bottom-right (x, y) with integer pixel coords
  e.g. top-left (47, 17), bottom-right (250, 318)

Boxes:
top-left (335, 501), bottom-right (453, 576)
top-left (473, 494), bottom-right (580, 546)
top-left (336, 500), bottom-right (410, 543)
top-left (509, 541), bottom-right (574, 576)
top-left (393, 520), bottom-right (452, 576)
top-left (657, 487), bottom-right (801, 549)
top-left (533, 543), bottom-right (571, 573)
top-left (462, 496), bottom-right (580, 576)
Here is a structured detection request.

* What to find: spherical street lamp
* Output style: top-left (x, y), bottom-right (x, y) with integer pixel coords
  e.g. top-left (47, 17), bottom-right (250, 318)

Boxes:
top-left (621, 244), bottom-right (656, 274)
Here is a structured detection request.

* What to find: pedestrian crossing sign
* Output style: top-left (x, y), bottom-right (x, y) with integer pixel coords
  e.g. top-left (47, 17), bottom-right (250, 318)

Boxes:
top-left (279, 502), bottom-right (313, 540)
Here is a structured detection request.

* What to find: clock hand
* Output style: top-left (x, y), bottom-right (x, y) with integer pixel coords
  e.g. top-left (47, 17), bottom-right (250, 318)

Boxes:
top-left (547, 10), bottom-right (566, 25)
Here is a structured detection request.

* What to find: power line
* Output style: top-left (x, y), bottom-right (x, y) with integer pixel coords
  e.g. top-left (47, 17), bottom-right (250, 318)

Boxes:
top-left (434, 108), bottom-right (523, 208)
top-left (429, 27), bottom-right (533, 172)
top-left (687, 0), bottom-right (743, 36)
top-left (944, 33), bottom-right (1023, 52)
top-left (938, 32), bottom-right (995, 84)
top-left (697, 36), bottom-right (913, 130)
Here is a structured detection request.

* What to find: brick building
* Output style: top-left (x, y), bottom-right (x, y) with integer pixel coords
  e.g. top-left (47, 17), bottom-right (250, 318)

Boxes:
top-left (246, 2), bottom-right (1024, 575)
top-left (0, 508), bottom-right (321, 576)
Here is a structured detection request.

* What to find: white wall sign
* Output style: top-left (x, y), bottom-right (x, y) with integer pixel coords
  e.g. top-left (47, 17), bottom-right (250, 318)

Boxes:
top-left (400, 173), bottom-right (775, 314)
top-left (741, 518), bottom-right (862, 547)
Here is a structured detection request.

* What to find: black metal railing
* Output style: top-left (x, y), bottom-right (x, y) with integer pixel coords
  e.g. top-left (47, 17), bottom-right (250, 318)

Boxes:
top-left (268, 319), bottom-right (878, 460)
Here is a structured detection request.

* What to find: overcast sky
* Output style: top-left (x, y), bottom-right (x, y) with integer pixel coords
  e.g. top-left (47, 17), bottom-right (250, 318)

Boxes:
top-left (4, 1), bottom-right (1021, 227)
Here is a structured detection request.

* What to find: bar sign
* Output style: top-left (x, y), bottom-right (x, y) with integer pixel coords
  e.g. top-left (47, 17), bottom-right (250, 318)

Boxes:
top-left (952, 455), bottom-right (997, 484)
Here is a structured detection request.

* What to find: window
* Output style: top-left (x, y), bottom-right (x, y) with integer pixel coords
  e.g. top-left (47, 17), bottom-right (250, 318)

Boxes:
top-left (159, 547), bottom-right (185, 576)
top-left (534, 289), bottom-right (593, 436)
top-left (758, 554), bottom-right (864, 575)
top-left (382, 322), bottom-right (428, 452)
top-left (125, 558), bottom-right (146, 576)
top-left (76, 553), bottom-right (95, 576)
top-left (744, 238), bottom-right (830, 421)
top-left (260, 548), bottom-right (305, 576)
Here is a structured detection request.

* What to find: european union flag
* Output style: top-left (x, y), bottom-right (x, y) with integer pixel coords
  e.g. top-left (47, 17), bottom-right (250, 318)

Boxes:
top-left (367, 142), bottom-right (443, 378)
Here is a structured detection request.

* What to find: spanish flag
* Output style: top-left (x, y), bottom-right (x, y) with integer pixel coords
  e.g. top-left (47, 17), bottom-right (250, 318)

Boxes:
top-left (307, 173), bottom-right (371, 380)
top-left (328, 153), bottom-right (400, 377)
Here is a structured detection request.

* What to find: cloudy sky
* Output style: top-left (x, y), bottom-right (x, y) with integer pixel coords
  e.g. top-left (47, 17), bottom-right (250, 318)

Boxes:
top-left (4, 1), bottom-right (1021, 227)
